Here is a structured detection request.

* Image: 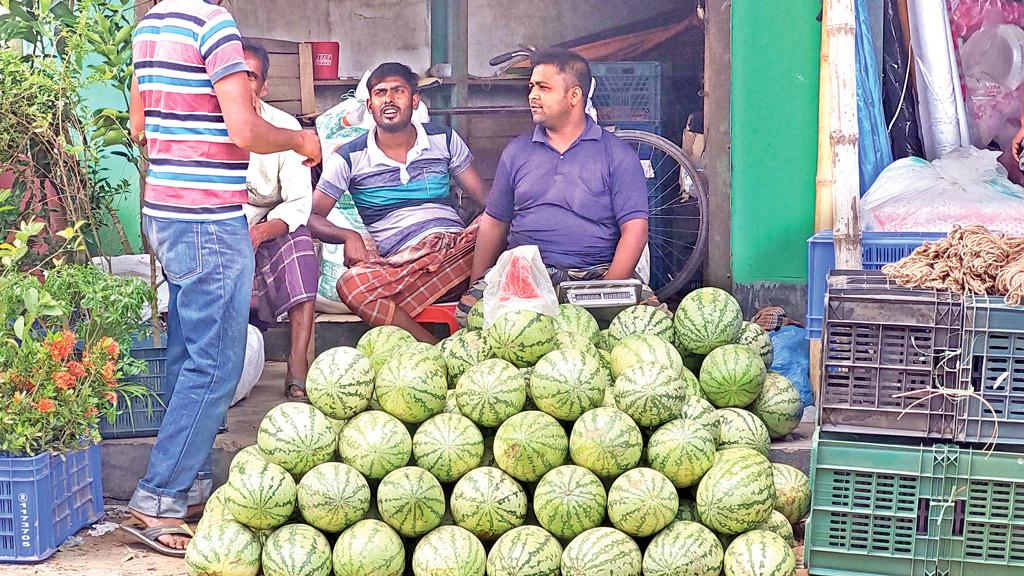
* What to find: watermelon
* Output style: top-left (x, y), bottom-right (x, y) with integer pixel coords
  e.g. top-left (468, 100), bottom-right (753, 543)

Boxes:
top-left (595, 329), bottom-right (612, 351)
top-left (533, 465), bottom-right (607, 540)
top-left (467, 299), bottom-right (485, 331)
top-left (412, 413), bottom-right (485, 483)
top-left (737, 321), bottom-right (774, 367)
top-left (185, 519), bottom-right (261, 576)
top-left (608, 305), bottom-right (674, 347)
top-left (332, 519), bottom-right (405, 576)
top-left (606, 467), bottom-right (678, 537)
top-left (673, 287), bottom-right (743, 355)
top-left (679, 348), bottom-right (706, 376)
top-left (224, 460), bottom-right (296, 530)
top-left (613, 362), bottom-right (687, 428)
top-left (597, 349), bottom-right (614, 384)
top-left (530, 348), bottom-right (606, 421)
top-left (305, 346), bottom-right (375, 419)
top-left (715, 447), bottom-right (767, 466)
top-left (358, 325), bottom-right (417, 373)
top-left (296, 462), bottom-right (369, 533)
top-left (439, 330), bottom-right (493, 386)
top-left (486, 525), bottom-right (562, 576)
top-left (700, 344), bottom-right (766, 408)
top-left (723, 530), bottom-right (796, 576)
top-left (554, 330), bottom-right (599, 354)
top-left (750, 372), bottom-right (804, 439)
top-left (229, 445), bottom-right (266, 478)
top-left (642, 520), bottom-right (724, 576)
top-left (772, 463), bottom-right (811, 524)
top-left (696, 451), bottom-right (775, 535)
top-left (486, 310), bottom-right (557, 367)
top-left (195, 486), bottom-right (234, 534)
top-left (560, 527), bottom-right (642, 576)
top-left (676, 498), bottom-right (699, 523)
top-left (257, 402), bottom-right (337, 476)
top-left (680, 396), bottom-right (720, 443)
top-left (569, 407), bottom-right (643, 479)
top-left (337, 410), bottom-right (411, 479)
top-left (455, 358), bottom-right (527, 428)
top-left (375, 348), bottom-right (447, 424)
top-left (754, 509), bottom-right (796, 546)
top-left (412, 525), bottom-right (486, 576)
top-left (377, 466), bottom-right (446, 538)
top-left (261, 524), bottom-right (332, 576)
top-left (493, 411), bottom-right (568, 482)
top-left (610, 334), bottom-right (683, 378)
top-left (554, 303), bottom-right (600, 342)
top-left (647, 419), bottom-right (716, 488)
top-left (717, 408), bottom-right (771, 455)
top-left (450, 466), bottom-right (528, 540)
top-left (444, 389), bottom-right (463, 415)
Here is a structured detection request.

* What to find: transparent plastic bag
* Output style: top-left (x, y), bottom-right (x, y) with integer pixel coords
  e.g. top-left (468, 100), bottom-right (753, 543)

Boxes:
top-left (482, 246), bottom-right (559, 329)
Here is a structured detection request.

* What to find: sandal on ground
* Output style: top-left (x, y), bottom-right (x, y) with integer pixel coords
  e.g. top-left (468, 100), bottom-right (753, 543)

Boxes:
top-left (285, 377), bottom-right (308, 400)
top-left (120, 523), bottom-right (194, 558)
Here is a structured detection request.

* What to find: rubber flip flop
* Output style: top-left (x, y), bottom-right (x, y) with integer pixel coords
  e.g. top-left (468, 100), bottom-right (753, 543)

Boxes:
top-left (120, 523), bottom-right (193, 558)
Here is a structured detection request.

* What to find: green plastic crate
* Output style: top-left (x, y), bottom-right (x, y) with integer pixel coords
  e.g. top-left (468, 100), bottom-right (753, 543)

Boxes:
top-left (806, 431), bottom-right (1024, 576)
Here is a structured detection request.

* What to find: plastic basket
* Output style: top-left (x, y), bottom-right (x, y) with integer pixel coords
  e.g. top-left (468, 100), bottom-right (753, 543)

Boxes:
top-left (99, 334), bottom-right (169, 439)
top-left (0, 445), bottom-right (104, 563)
top-left (820, 271), bottom-right (965, 440)
top-left (591, 61), bottom-right (662, 124)
top-left (806, 432), bottom-right (1024, 576)
top-left (806, 231), bottom-right (947, 339)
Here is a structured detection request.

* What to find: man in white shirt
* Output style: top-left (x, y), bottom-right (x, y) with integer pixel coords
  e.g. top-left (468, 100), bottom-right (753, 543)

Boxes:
top-left (242, 40), bottom-right (317, 398)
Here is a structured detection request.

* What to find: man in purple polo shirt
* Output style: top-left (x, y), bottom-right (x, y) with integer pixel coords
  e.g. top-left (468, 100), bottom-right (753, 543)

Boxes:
top-left (460, 48), bottom-right (649, 319)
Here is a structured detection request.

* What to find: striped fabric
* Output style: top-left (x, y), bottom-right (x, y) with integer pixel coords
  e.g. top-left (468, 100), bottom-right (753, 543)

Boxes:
top-left (317, 122), bottom-right (473, 257)
top-left (133, 0), bottom-right (250, 220)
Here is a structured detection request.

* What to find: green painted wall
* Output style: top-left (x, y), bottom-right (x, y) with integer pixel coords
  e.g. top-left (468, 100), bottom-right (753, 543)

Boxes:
top-left (730, 1), bottom-right (820, 284)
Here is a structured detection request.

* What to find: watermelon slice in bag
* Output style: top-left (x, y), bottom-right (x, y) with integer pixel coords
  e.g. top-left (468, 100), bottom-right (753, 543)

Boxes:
top-left (482, 246), bottom-right (559, 329)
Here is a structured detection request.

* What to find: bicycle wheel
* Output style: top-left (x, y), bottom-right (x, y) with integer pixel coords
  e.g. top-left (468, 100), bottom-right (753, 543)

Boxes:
top-left (614, 130), bottom-right (709, 301)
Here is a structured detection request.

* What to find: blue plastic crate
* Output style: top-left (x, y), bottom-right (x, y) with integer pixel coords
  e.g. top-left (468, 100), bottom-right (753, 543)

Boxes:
top-left (0, 445), bottom-right (104, 563)
top-left (806, 231), bottom-right (947, 339)
top-left (591, 61), bottom-right (662, 124)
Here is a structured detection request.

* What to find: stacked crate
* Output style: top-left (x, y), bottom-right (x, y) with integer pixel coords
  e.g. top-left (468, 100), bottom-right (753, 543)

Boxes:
top-left (805, 271), bottom-right (1024, 576)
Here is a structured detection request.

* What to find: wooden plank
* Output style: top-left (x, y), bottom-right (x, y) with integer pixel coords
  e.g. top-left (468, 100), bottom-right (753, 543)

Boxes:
top-left (704, 0), bottom-right (733, 290)
top-left (266, 99), bottom-right (302, 115)
top-left (267, 54), bottom-right (300, 77)
top-left (298, 43), bottom-right (315, 116)
top-left (265, 80), bottom-right (301, 104)
top-left (248, 37), bottom-right (299, 55)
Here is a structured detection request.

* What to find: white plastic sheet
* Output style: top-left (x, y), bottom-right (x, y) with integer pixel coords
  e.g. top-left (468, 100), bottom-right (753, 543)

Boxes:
top-left (481, 246), bottom-right (559, 329)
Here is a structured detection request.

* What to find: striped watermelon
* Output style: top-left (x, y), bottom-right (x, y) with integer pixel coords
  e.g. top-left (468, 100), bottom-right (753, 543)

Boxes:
top-left (737, 321), bottom-right (774, 367)
top-left (455, 358), bottom-right (527, 428)
top-left (569, 407), bottom-right (642, 479)
top-left (554, 303), bottom-right (600, 341)
top-left (717, 408), bottom-right (771, 456)
top-left (680, 349), bottom-right (706, 376)
top-left (595, 329), bottom-right (612, 351)
top-left (696, 451), bottom-right (775, 535)
top-left (332, 519), bottom-right (405, 576)
top-left (750, 372), bottom-right (804, 439)
top-left (444, 389), bottom-right (463, 415)
top-left (228, 445), bottom-right (266, 479)
top-left (676, 498), bottom-right (699, 523)
top-left (561, 527), bottom-right (642, 576)
top-left (723, 530), bottom-right (796, 576)
top-left (377, 466), bottom-right (446, 538)
top-left (647, 419), bottom-right (716, 488)
top-left (608, 305), bottom-right (675, 347)
top-left (412, 413), bottom-right (484, 483)
top-left (642, 520), bottom-right (724, 576)
top-left (376, 348), bottom-right (448, 424)
top-left (486, 525), bottom-right (562, 576)
top-left (715, 447), bottom-right (766, 465)
top-left (613, 362), bottom-right (687, 428)
top-left (296, 462), bottom-right (369, 533)
top-left (680, 396), bottom-right (721, 443)
top-left (305, 346), bottom-right (375, 420)
top-left (700, 344), bottom-right (767, 408)
top-left (185, 519), bottom-right (261, 576)
top-left (493, 410), bottom-right (568, 482)
top-left (772, 463), bottom-right (811, 524)
top-left (597, 349), bottom-right (614, 384)
top-left (680, 366), bottom-right (702, 398)
top-left (358, 325), bottom-right (418, 374)
top-left (533, 465), bottom-right (607, 540)
top-left (607, 467), bottom-right (678, 538)
top-left (754, 509), bottom-right (796, 546)
top-left (261, 524), bottom-right (332, 576)
top-left (674, 288), bottom-right (743, 355)
top-left (450, 466), bottom-right (528, 540)
top-left (224, 460), bottom-right (296, 530)
top-left (257, 402), bottom-right (337, 476)
top-left (467, 299), bottom-right (485, 331)
top-left (554, 330), bottom-right (599, 354)
top-left (195, 486), bottom-right (234, 534)
top-left (337, 410), bottom-right (411, 479)
top-left (610, 334), bottom-right (684, 378)
top-left (412, 525), bottom-right (486, 576)
top-left (530, 348), bottom-right (606, 421)
top-left (439, 329), bottom-right (493, 386)
top-left (486, 310), bottom-right (557, 368)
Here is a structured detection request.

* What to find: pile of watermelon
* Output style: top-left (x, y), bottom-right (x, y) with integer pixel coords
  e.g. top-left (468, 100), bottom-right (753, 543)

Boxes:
top-left (186, 287), bottom-right (810, 576)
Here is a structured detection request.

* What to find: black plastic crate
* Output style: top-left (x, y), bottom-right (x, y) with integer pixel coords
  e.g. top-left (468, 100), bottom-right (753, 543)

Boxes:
top-left (591, 61), bottom-right (662, 124)
top-left (820, 271), bottom-right (965, 440)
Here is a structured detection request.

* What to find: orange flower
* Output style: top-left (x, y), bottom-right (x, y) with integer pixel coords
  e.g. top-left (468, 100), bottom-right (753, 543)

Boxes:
top-left (84, 407), bottom-right (99, 418)
top-left (66, 361), bottom-right (86, 379)
top-left (102, 361), bottom-right (117, 384)
top-left (100, 337), bottom-right (120, 358)
top-left (53, 371), bottom-right (77, 390)
top-left (37, 399), bottom-right (56, 413)
top-left (105, 391), bottom-right (118, 405)
top-left (45, 331), bottom-right (77, 362)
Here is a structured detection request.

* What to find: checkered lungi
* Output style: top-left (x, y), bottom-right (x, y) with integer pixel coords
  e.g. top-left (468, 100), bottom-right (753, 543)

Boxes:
top-left (252, 226), bottom-right (319, 324)
top-left (337, 220), bottom-right (478, 325)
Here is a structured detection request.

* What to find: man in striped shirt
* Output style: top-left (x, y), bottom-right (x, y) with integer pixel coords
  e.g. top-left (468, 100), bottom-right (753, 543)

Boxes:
top-left (125, 0), bottom-right (320, 555)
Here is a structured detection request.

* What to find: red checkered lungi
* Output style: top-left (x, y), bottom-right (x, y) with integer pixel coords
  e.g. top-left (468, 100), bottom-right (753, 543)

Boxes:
top-left (337, 220), bottom-right (478, 325)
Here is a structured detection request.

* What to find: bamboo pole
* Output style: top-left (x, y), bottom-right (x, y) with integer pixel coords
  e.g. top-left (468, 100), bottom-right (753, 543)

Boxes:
top-left (815, 0), bottom-right (835, 232)
top-left (826, 0), bottom-right (862, 269)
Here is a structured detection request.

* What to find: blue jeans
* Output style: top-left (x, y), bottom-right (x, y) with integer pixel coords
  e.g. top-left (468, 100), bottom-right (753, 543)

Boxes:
top-left (129, 216), bottom-right (254, 518)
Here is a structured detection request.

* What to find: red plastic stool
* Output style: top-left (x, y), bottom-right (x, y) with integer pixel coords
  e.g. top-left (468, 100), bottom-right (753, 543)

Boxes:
top-left (415, 302), bottom-right (460, 336)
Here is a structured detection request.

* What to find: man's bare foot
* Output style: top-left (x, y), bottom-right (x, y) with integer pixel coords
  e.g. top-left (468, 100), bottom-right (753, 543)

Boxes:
top-left (129, 509), bottom-right (191, 550)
